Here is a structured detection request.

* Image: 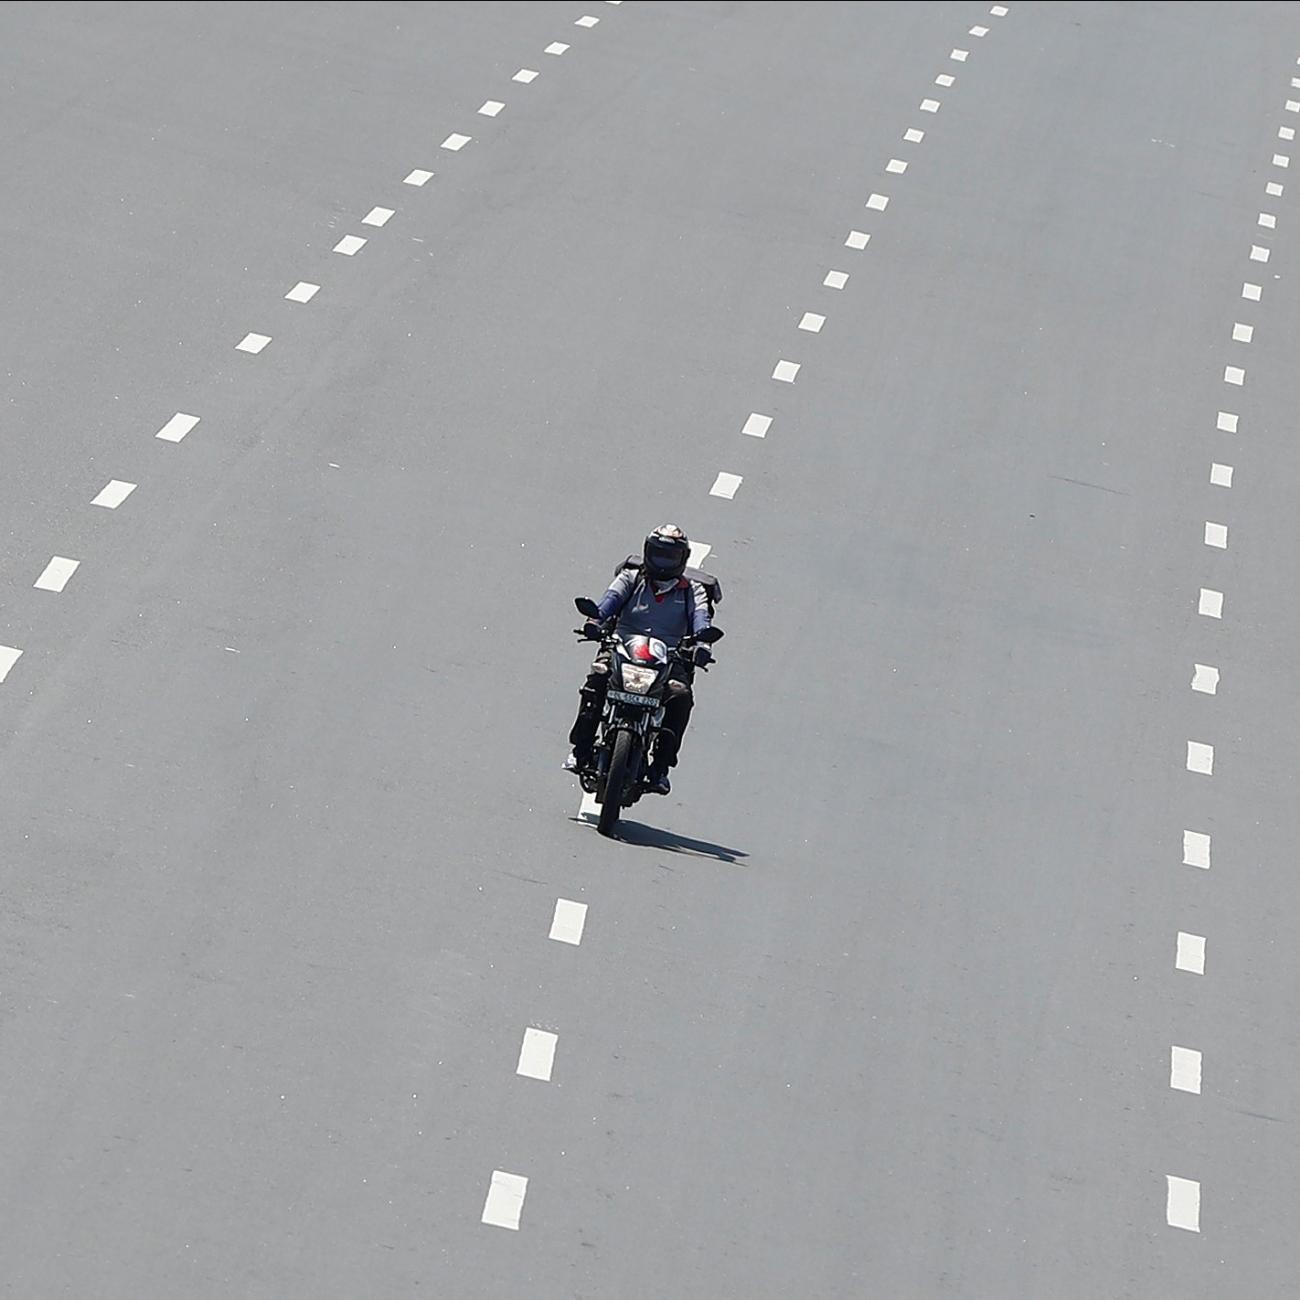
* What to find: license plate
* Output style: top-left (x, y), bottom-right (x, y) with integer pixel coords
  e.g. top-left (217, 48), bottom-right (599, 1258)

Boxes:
top-left (607, 689), bottom-right (656, 706)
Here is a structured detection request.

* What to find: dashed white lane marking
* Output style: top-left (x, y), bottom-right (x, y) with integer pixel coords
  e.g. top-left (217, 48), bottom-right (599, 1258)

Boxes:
top-left (1217, 410), bottom-right (1238, 432)
top-left (1210, 462), bottom-right (1234, 487)
top-left (1176, 931), bottom-right (1207, 974)
top-left (1243, 281), bottom-right (1262, 301)
top-left (333, 234), bottom-right (367, 255)
top-left (482, 1171), bottom-right (528, 1230)
top-left (1259, 212), bottom-right (1277, 229)
top-left (545, 41), bottom-right (570, 54)
top-left (743, 412), bottom-right (772, 438)
top-left (1171, 1046), bottom-right (1202, 1094)
top-left (1186, 741), bottom-right (1214, 775)
top-left (1204, 521), bottom-right (1228, 549)
top-left (1191, 663), bottom-right (1219, 695)
top-left (920, 98), bottom-right (940, 113)
top-left (575, 13), bottom-right (599, 25)
top-left (1232, 322), bottom-right (1254, 342)
top-left (362, 206), bottom-right (395, 226)
top-left (517, 1027), bottom-right (559, 1082)
top-left (799, 312), bottom-right (825, 332)
top-left (772, 359), bottom-right (801, 382)
top-left (904, 127), bottom-right (925, 142)
top-left (935, 73), bottom-right (955, 87)
top-left (549, 898), bottom-right (588, 944)
top-left (845, 229), bottom-right (870, 249)
top-left (441, 133), bottom-right (472, 151)
top-left (688, 540), bottom-right (712, 567)
top-left (1249, 244), bottom-right (1270, 262)
top-left (990, 3), bottom-right (1009, 12)
top-left (514, 68), bottom-right (539, 83)
top-left (577, 790), bottom-right (599, 822)
top-left (823, 270), bottom-right (849, 288)
top-left (710, 471), bottom-right (743, 499)
top-left (1273, 153), bottom-right (1290, 168)
top-left (1287, 100), bottom-right (1299, 113)
top-left (0, 646), bottom-right (23, 683)
top-left (404, 168), bottom-right (433, 186)
top-left (1267, 181), bottom-right (1285, 196)
top-left (951, 48), bottom-right (969, 61)
top-left (886, 158), bottom-right (908, 174)
top-left (1281, 125), bottom-right (1296, 141)
top-left (92, 479), bottom-right (136, 509)
top-left (1166, 1176), bottom-right (1201, 1232)
top-left (1198, 588), bottom-right (1223, 619)
top-left (478, 100), bottom-right (505, 117)
top-left (285, 281), bottom-right (320, 303)
top-left (1223, 365), bottom-right (1245, 385)
top-left (236, 332), bottom-right (271, 354)
top-left (156, 412), bottom-right (200, 442)
top-left (34, 556), bottom-right (80, 593)
top-left (969, 24), bottom-right (989, 36)
top-left (866, 193), bottom-right (889, 211)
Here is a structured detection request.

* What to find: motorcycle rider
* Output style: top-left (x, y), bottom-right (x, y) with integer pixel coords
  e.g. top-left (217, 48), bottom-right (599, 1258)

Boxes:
top-left (565, 524), bottom-right (713, 796)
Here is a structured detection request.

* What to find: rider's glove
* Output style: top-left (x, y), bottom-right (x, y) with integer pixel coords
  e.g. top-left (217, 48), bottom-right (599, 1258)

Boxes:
top-left (693, 646), bottom-right (714, 667)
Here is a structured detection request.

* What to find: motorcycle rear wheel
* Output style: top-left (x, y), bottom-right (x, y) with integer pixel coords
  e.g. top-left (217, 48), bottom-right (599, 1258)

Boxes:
top-left (597, 730), bottom-right (636, 837)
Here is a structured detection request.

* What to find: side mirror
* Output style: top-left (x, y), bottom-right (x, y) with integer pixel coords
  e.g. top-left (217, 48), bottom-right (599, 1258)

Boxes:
top-left (574, 596), bottom-right (601, 619)
top-left (696, 626), bottom-right (724, 644)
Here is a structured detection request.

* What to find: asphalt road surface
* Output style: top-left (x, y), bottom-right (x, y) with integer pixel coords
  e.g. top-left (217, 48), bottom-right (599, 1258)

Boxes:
top-left (0, 1), bottom-right (1297, 1295)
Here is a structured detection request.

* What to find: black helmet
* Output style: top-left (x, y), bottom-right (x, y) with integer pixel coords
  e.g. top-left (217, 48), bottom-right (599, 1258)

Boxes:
top-left (643, 523), bottom-right (690, 581)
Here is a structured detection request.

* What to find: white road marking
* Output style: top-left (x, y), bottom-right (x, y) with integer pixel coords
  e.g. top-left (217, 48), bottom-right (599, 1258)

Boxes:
top-left (798, 312), bottom-right (825, 332)
top-left (575, 14), bottom-right (599, 25)
top-left (1198, 588), bottom-right (1223, 619)
top-left (362, 206), bottom-right (395, 226)
top-left (1224, 365), bottom-right (1244, 385)
top-left (936, 74), bottom-right (955, 87)
top-left (688, 540), bottom-right (712, 567)
top-left (951, 49), bottom-right (969, 61)
top-left (1171, 1046), bottom-right (1202, 1094)
top-left (1273, 154), bottom-right (1290, 168)
top-left (1204, 521), bottom-right (1227, 549)
top-left (920, 98), bottom-right (940, 112)
top-left (545, 42), bottom-right (570, 54)
top-left (1293, 76), bottom-right (1300, 86)
top-left (333, 234), bottom-right (367, 255)
top-left (904, 127), bottom-right (925, 142)
top-left (1259, 212), bottom-right (1277, 229)
top-left (1243, 282), bottom-right (1262, 300)
top-left (845, 230), bottom-right (870, 249)
top-left (517, 1027), bottom-right (558, 1081)
top-left (236, 332), bottom-right (271, 354)
top-left (285, 281), bottom-right (320, 303)
top-left (1216, 411), bottom-right (1238, 432)
top-left (886, 158), bottom-right (908, 173)
top-left (1176, 931), bottom-right (1206, 974)
top-left (1287, 100), bottom-right (1300, 112)
top-left (1232, 322), bottom-right (1254, 342)
top-left (710, 471), bottom-right (743, 499)
top-left (772, 359), bottom-right (800, 382)
top-left (0, 646), bottom-right (23, 683)
top-left (577, 790), bottom-right (599, 822)
top-left (482, 1171), bottom-right (528, 1230)
top-left (1191, 663), bottom-right (1219, 695)
top-left (970, 24), bottom-right (989, 36)
top-left (823, 270), bottom-right (849, 289)
top-left (1249, 245), bottom-right (1270, 262)
top-left (441, 133), bottom-right (471, 151)
top-left (1166, 1176), bottom-right (1200, 1232)
top-left (549, 898), bottom-right (588, 944)
top-left (990, 2), bottom-right (1009, 11)
top-left (404, 168), bottom-right (433, 186)
top-left (743, 413), bottom-right (772, 438)
top-left (1283, 126), bottom-right (1298, 140)
top-left (1210, 462), bottom-right (1233, 487)
top-left (866, 192), bottom-right (889, 211)
top-left (1186, 741), bottom-right (1214, 775)
top-left (514, 68), bottom-right (539, 83)
top-left (1267, 181), bottom-right (1285, 196)
top-left (92, 479), bottom-right (136, 509)
top-left (478, 100), bottom-right (505, 117)
top-left (34, 556), bottom-right (80, 593)
top-left (156, 412), bottom-right (200, 442)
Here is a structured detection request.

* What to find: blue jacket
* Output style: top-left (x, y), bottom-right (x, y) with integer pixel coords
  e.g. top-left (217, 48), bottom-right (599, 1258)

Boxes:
top-left (595, 568), bottom-right (711, 646)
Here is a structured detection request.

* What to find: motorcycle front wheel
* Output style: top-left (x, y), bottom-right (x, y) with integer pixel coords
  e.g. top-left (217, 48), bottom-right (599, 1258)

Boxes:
top-left (597, 730), bottom-right (636, 837)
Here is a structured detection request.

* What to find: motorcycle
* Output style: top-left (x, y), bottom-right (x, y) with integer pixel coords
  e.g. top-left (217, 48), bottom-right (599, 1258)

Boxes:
top-left (572, 596), bottom-right (724, 837)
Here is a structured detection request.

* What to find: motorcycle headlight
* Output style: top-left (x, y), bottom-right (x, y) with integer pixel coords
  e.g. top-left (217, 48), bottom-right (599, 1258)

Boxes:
top-left (619, 664), bottom-right (659, 693)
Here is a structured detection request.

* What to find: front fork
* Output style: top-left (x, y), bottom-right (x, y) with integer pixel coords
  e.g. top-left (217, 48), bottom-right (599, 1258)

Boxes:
top-left (594, 706), bottom-right (664, 803)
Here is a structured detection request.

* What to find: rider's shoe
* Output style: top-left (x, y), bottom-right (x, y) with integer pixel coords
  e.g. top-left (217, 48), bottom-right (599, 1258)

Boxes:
top-left (646, 768), bottom-right (671, 796)
top-left (563, 750), bottom-right (580, 773)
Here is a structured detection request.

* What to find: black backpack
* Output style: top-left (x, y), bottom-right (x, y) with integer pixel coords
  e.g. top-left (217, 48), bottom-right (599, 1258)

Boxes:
top-left (615, 555), bottom-right (723, 616)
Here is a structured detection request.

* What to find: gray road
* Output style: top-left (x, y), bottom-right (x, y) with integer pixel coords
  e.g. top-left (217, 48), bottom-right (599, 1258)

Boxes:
top-left (0, 1), bottom-right (1296, 1295)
